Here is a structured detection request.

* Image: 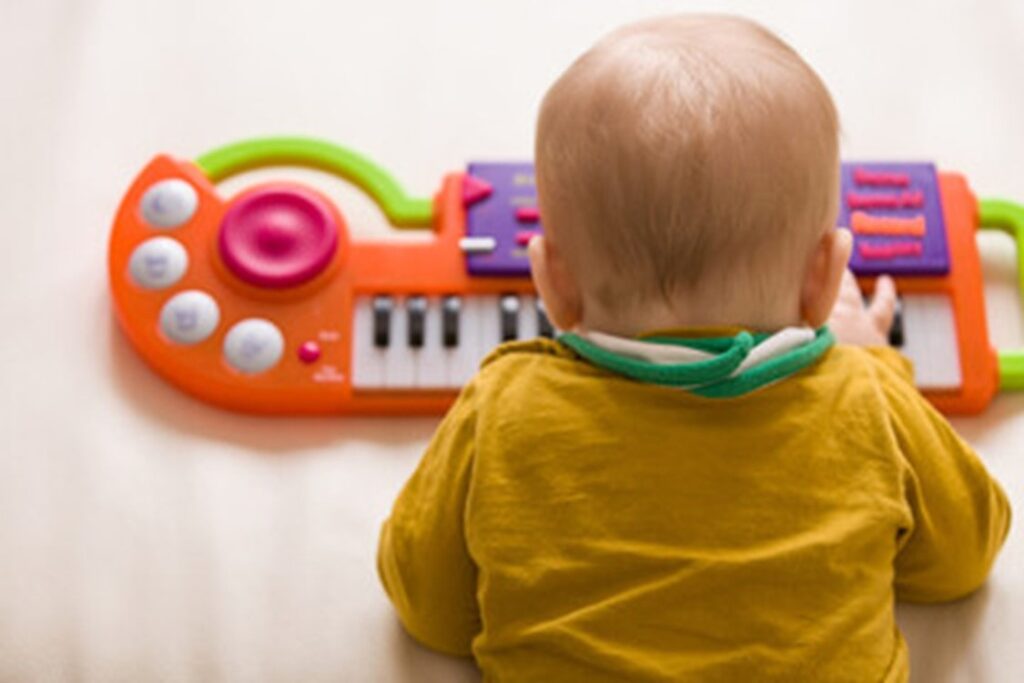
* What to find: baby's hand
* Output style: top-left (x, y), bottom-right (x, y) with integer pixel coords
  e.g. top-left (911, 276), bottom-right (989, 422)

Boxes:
top-left (827, 270), bottom-right (897, 346)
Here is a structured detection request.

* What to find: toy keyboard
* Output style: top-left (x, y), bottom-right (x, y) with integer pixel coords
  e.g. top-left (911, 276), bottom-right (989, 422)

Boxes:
top-left (108, 137), bottom-right (1024, 415)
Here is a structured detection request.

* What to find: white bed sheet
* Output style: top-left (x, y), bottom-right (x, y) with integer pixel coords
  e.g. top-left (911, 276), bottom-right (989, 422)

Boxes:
top-left (2, 1), bottom-right (1023, 680)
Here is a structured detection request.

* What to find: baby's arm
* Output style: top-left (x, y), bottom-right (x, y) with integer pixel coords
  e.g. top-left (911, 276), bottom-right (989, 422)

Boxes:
top-left (879, 361), bottom-right (1012, 602)
top-left (377, 384), bottom-right (481, 656)
top-left (829, 270), bottom-right (1011, 599)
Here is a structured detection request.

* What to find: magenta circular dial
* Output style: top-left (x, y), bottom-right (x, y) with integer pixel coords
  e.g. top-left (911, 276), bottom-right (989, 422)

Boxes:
top-left (218, 185), bottom-right (339, 288)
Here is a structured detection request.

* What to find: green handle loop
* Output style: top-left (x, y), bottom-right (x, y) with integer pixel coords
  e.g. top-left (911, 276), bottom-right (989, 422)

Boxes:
top-left (195, 137), bottom-right (434, 227)
top-left (979, 198), bottom-right (1024, 390)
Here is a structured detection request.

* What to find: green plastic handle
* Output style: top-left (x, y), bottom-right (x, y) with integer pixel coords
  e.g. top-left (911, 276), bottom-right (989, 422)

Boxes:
top-left (979, 198), bottom-right (1024, 390)
top-left (195, 137), bottom-right (434, 228)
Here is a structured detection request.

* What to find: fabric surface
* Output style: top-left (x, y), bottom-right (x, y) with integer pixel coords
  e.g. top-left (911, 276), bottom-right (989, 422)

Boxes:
top-left (2, 1), bottom-right (1024, 681)
top-left (378, 340), bottom-right (1010, 682)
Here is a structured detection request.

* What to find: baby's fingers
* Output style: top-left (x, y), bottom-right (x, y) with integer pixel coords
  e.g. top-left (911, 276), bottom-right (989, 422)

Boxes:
top-left (868, 275), bottom-right (897, 334)
top-left (836, 269), bottom-right (863, 305)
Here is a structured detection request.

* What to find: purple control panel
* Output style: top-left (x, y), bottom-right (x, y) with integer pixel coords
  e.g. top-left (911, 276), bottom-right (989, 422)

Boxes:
top-left (464, 162), bottom-right (541, 276)
top-left (462, 161), bottom-right (949, 278)
top-left (841, 162), bottom-right (949, 276)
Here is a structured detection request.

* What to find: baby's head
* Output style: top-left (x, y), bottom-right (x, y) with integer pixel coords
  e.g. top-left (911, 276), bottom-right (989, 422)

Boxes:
top-left (530, 14), bottom-right (850, 335)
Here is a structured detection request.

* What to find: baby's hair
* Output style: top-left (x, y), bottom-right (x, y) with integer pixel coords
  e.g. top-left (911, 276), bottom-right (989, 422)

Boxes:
top-left (536, 14), bottom-right (839, 318)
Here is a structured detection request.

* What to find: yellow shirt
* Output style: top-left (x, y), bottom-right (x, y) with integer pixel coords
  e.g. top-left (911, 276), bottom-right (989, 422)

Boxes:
top-left (378, 339), bottom-right (1011, 682)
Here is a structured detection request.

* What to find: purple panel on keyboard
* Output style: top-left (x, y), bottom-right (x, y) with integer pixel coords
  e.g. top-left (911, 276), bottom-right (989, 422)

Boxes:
top-left (841, 162), bottom-right (949, 276)
top-left (463, 161), bottom-right (950, 278)
top-left (465, 162), bottom-right (539, 277)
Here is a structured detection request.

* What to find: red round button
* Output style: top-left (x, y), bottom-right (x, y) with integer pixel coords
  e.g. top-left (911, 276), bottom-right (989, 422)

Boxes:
top-left (298, 340), bottom-right (321, 364)
top-left (219, 185), bottom-right (339, 289)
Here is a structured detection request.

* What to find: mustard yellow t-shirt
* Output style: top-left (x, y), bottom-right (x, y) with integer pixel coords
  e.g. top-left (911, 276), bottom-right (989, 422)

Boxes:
top-left (377, 339), bottom-right (1011, 682)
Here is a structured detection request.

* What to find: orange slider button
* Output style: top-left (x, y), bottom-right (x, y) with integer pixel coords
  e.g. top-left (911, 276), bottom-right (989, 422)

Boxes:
top-left (850, 211), bottom-right (926, 237)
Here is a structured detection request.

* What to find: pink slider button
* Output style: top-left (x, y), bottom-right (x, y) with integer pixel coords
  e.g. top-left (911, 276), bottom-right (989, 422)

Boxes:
top-left (515, 206), bottom-right (540, 223)
top-left (852, 167), bottom-right (910, 187)
top-left (858, 241), bottom-right (923, 260)
top-left (515, 230), bottom-right (541, 246)
top-left (219, 185), bottom-right (339, 289)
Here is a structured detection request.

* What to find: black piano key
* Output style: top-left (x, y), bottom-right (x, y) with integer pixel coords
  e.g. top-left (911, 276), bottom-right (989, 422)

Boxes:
top-left (407, 295), bottom-right (427, 348)
top-left (537, 299), bottom-right (555, 338)
top-left (889, 296), bottom-right (905, 347)
top-left (500, 295), bottom-right (520, 342)
top-left (372, 296), bottom-right (393, 348)
top-left (442, 296), bottom-right (461, 348)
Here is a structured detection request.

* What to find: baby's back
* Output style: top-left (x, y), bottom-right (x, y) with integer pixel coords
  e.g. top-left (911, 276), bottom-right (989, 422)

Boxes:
top-left (465, 340), bottom-right (912, 682)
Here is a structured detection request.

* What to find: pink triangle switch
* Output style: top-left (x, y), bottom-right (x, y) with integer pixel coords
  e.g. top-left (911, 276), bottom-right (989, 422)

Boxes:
top-left (462, 174), bottom-right (493, 207)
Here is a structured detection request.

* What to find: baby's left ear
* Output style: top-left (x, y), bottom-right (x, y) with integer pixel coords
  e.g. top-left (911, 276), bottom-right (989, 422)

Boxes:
top-left (528, 234), bottom-right (583, 331)
top-left (800, 228), bottom-right (852, 327)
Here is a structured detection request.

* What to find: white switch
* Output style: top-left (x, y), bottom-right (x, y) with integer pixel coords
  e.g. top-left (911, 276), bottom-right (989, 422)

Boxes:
top-left (159, 290), bottom-right (220, 344)
top-left (140, 179), bottom-right (198, 228)
top-left (128, 236), bottom-right (188, 289)
top-left (223, 318), bottom-right (285, 374)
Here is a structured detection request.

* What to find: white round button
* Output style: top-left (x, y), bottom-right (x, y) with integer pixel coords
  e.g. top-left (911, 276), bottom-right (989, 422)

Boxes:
top-left (159, 290), bottom-right (220, 344)
top-left (128, 237), bottom-right (188, 289)
top-left (140, 179), bottom-right (198, 228)
top-left (223, 319), bottom-right (285, 374)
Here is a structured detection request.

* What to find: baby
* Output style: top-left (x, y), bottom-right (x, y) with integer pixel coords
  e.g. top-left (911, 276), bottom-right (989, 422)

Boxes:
top-left (378, 14), bottom-right (1011, 682)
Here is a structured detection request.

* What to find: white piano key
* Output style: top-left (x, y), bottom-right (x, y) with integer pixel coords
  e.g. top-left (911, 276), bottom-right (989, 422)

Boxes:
top-left (449, 296), bottom-right (486, 386)
top-left (383, 297), bottom-right (416, 389)
top-left (351, 297), bottom-right (386, 388)
top-left (439, 296), bottom-right (462, 388)
top-left (519, 295), bottom-right (540, 340)
top-left (478, 294), bottom-right (503, 359)
top-left (900, 294), bottom-right (962, 390)
top-left (416, 298), bottom-right (447, 388)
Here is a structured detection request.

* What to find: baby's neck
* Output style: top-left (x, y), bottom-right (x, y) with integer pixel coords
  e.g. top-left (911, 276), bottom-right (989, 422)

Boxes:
top-left (579, 298), bottom-right (805, 337)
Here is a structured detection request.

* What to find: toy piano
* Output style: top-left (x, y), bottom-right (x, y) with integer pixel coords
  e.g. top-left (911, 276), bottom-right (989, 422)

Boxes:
top-left (108, 137), bottom-right (1024, 415)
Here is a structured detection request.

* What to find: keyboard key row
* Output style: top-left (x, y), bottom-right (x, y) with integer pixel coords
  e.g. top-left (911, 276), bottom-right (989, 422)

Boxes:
top-left (354, 293), bottom-right (958, 392)
top-left (352, 294), bottom-right (555, 389)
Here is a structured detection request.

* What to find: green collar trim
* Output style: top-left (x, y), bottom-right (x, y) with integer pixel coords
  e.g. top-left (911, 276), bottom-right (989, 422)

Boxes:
top-left (558, 327), bottom-right (835, 398)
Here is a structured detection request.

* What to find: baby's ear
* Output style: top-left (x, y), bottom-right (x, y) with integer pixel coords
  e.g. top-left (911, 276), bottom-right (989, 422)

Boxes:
top-left (528, 235), bottom-right (583, 331)
top-left (800, 228), bottom-right (852, 328)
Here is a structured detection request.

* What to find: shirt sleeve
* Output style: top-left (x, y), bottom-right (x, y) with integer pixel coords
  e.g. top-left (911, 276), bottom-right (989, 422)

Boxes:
top-left (864, 345), bottom-right (915, 384)
top-left (377, 381), bottom-right (481, 656)
top-left (879, 361), bottom-right (1012, 602)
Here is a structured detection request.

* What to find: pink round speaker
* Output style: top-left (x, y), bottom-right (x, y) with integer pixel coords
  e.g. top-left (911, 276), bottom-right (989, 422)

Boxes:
top-left (218, 185), bottom-right (339, 289)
